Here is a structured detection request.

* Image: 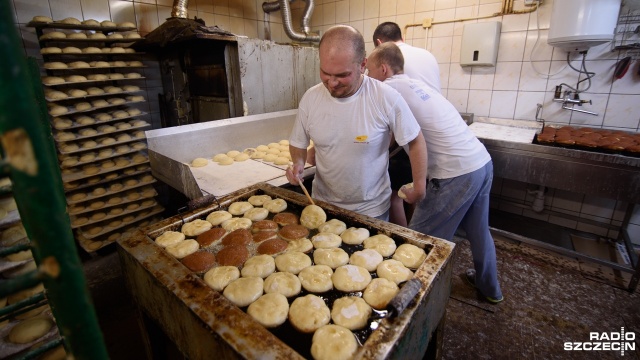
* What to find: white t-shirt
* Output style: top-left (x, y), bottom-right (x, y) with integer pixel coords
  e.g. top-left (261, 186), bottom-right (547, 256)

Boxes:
top-left (396, 42), bottom-right (441, 93)
top-left (385, 74), bottom-right (490, 179)
top-left (290, 76), bottom-right (421, 217)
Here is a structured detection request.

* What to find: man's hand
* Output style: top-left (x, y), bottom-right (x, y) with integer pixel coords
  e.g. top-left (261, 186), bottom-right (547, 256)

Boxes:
top-left (286, 165), bottom-right (304, 185)
top-left (398, 182), bottom-right (426, 204)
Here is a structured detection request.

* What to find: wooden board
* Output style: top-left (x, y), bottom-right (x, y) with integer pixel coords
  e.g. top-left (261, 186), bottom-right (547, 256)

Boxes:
top-left (190, 159), bottom-right (287, 197)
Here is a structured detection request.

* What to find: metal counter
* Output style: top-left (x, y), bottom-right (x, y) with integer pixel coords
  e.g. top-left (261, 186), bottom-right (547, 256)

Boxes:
top-left (117, 183), bottom-right (455, 359)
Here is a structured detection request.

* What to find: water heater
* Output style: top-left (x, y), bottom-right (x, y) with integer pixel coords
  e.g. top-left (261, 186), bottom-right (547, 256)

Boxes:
top-left (547, 0), bottom-right (621, 52)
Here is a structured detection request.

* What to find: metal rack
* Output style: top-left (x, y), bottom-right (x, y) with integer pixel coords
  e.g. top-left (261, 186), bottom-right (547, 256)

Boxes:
top-left (0, 2), bottom-right (108, 358)
top-left (612, 9), bottom-right (640, 54)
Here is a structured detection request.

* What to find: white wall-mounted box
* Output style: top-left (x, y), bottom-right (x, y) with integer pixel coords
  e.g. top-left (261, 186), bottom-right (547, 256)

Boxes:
top-left (460, 22), bottom-right (502, 67)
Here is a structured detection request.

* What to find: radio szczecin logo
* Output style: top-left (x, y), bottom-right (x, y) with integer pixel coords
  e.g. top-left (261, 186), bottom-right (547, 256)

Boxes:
top-left (564, 328), bottom-right (636, 355)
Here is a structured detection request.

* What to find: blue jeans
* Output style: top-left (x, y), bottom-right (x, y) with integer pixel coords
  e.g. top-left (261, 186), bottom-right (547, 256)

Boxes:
top-left (409, 161), bottom-right (502, 299)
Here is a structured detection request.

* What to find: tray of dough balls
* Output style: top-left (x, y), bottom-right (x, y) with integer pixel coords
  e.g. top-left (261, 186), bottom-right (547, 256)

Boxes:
top-left (52, 108), bottom-right (146, 131)
top-left (77, 214), bottom-right (162, 252)
top-left (70, 195), bottom-right (159, 230)
top-left (0, 225), bottom-right (33, 274)
top-left (60, 152), bottom-right (149, 183)
top-left (0, 194), bottom-right (21, 229)
top-left (57, 128), bottom-right (146, 155)
top-left (44, 84), bottom-right (143, 102)
top-left (43, 60), bottom-right (145, 71)
top-left (40, 45), bottom-right (141, 57)
top-left (47, 95), bottom-right (145, 117)
top-left (59, 141), bottom-right (147, 169)
top-left (0, 293), bottom-right (60, 360)
top-left (53, 118), bottom-right (149, 144)
top-left (42, 72), bottom-right (144, 87)
top-left (65, 173), bottom-right (156, 206)
top-left (38, 30), bottom-right (142, 43)
top-left (77, 204), bottom-right (164, 240)
top-left (62, 163), bottom-right (150, 192)
top-left (28, 16), bottom-right (137, 31)
top-left (128, 182), bottom-right (455, 360)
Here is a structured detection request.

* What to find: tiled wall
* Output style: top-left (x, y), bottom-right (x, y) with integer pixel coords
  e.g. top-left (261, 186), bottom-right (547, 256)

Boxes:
top-left (10, 0), bottom-right (640, 244)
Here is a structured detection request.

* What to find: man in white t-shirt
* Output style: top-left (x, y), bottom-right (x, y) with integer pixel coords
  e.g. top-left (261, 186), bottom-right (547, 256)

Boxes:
top-left (286, 25), bottom-right (428, 220)
top-left (373, 21), bottom-right (441, 226)
top-left (366, 43), bottom-right (503, 303)
top-left (372, 22), bottom-right (441, 93)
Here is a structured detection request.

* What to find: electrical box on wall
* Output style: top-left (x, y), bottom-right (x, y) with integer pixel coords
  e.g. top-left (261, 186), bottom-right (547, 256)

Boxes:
top-left (460, 22), bottom-right (501, 67)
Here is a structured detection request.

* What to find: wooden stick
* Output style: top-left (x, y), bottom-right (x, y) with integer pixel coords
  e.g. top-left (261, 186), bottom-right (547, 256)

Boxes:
top-left (297, 176), bottom-right (315, 205)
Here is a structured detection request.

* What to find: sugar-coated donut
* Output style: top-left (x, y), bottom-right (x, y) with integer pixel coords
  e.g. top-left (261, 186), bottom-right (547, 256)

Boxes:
top-left (247, 293), bottom-right (289, 328)
top-left (204, 266), bottom-right (239, 291)
top-left (223, 276), bottom-right (263, 307)
top-left (330, 296), bottom-right (372, 330)
top-left (311, 324), bottom-right (358, 360)
top-left (362, 277), bottom-right (399, 310)
top-left (289, 294), bottom-right (330, 333)
top-left (340, 227), bottom-right (370, 245)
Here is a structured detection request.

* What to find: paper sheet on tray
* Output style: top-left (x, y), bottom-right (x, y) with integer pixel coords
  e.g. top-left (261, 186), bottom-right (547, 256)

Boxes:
top-left (469, 122), bottom-right (537, 144)
top-left (189, 159), bottom-right (288, 197)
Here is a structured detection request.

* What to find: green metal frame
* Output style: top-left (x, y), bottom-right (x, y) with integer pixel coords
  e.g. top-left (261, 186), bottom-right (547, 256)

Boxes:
top-left (0, 0), bottom-right (109, 358)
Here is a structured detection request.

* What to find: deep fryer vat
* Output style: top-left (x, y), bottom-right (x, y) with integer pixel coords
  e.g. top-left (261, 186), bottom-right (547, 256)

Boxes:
top-left (117, 183), bottom-right (455, 359)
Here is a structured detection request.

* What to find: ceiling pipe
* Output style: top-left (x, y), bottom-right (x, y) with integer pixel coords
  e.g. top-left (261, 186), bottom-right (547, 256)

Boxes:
top-left (171, 0), bottom-right (189, 18)
top-left (262, 0), bottom-right (320, 43)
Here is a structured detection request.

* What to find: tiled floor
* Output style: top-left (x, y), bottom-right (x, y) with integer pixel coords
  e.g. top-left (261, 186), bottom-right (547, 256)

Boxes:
top-left (84, 231), bottom-right (640, 360)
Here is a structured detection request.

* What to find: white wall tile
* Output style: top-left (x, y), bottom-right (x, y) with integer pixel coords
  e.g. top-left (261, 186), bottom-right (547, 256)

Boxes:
top-left (243, 0), bottom-right (257, 20)
top-left (524, 29), bottom-right (553, 62)
top-left (49, 0), bottom-right (83, 22)
top-left (602, 94), bottom-right (640, 129)
top-left (364, 0), bottom-right (379, 19)
top-left (447, 88), bottom-right (469, 112)
top-left (565, 93), bottom-right (606, 127)
top-left (519, 62), bottom-right (550, 92)
top-left (448, 63), bottom-right (471, 89)
top-left (323, 2), bottom-right (336, 25)
top-left (349, 0), bottom-right (364, 21)
top-left (434, 0), bottom-right (455, 11)
top-left (497, 31), bottom-right (526, 62)
top-left (493, 61), bottom-right (522, 91)
top-left (397, 0), bottom-right (415, 15)
top-left (213, 0), bottom-right (230, 16)
top-left (551, 189), bottom-right (584, 213)
top-left (548, 215), bottom-right (578, 230)
top-left (380, 0), bottom-right (398, 17)
top-left (488, 90), bottom-right (517, 119)
top-left (430, 36), bottom-right (452, 63)
top-left (514, 91), bottom-right (545, 121)
top-left (80, 0), bottom-right (110, 21)
top-left (229, 15), bottom-right (245, 35)
top-left (157, 6), bottom-right (172, 24)
top-left (581, 195), bottom-right (616, 219)
top-left (467, 89), bottom-right (492, 116)
top-left (14, 0), bottom-right (52, 23)
top-left (500, 178), bottom-right (527, 201)
top-left (576, 222), bottom-right (608, 237)
top-left (336, 0), bottom-right (350, 24)
top-left (438, 62), bottom-right (450, 89)
top-left (415, 0), bottom-right (435, 13)
top-left (501, 12), bottom-right (529, 32)
top-left (470, 66), bottom-right (495, 90)
top-left (109, 0), bottom-right (135, 24)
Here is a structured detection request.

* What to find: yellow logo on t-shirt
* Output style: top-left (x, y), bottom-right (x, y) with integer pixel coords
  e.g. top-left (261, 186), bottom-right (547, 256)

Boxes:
top-left (354, 135), bottom-right (368, 142)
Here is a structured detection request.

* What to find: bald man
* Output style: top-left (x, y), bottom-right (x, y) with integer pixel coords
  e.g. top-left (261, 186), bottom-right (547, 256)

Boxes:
top-left (286, 25), bottom-right (427, 220)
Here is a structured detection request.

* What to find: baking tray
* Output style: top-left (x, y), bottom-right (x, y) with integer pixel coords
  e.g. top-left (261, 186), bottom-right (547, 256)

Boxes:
top-left (0, 310), bottom-right (60, 360)
top-left (70, 197), bottom-right (158, 229)
top-left (77, 205), bottom-right (163, 240)
top-left (53, 122), bottom-right (149, 143)
top-left (118, 183), bottom-right (455, 360)
top-left (42, 75), bottom-right (145, 87)
top-left (47, 99), bottom-right (145, 117)
top-left (61, 158), bottom-right (148, 183)
top-left (43, 65), bottom-right (147, 71)
top-left (45, 89), bottom-right (143, 102)
top-left (51, 111), bottom-right (148, 130)
top-left (62, 167), bottom-right (150, 192)
top-left (27, 21), bottom-right (137, 32)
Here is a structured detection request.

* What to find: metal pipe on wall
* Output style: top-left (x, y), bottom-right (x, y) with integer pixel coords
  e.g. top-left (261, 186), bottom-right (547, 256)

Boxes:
top-left (262, 0), bottom-right (320, 43)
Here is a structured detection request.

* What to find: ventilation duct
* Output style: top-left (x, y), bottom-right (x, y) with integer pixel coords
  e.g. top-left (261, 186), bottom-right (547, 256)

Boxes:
top-left (262, 0), bottom-right (320, 43)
